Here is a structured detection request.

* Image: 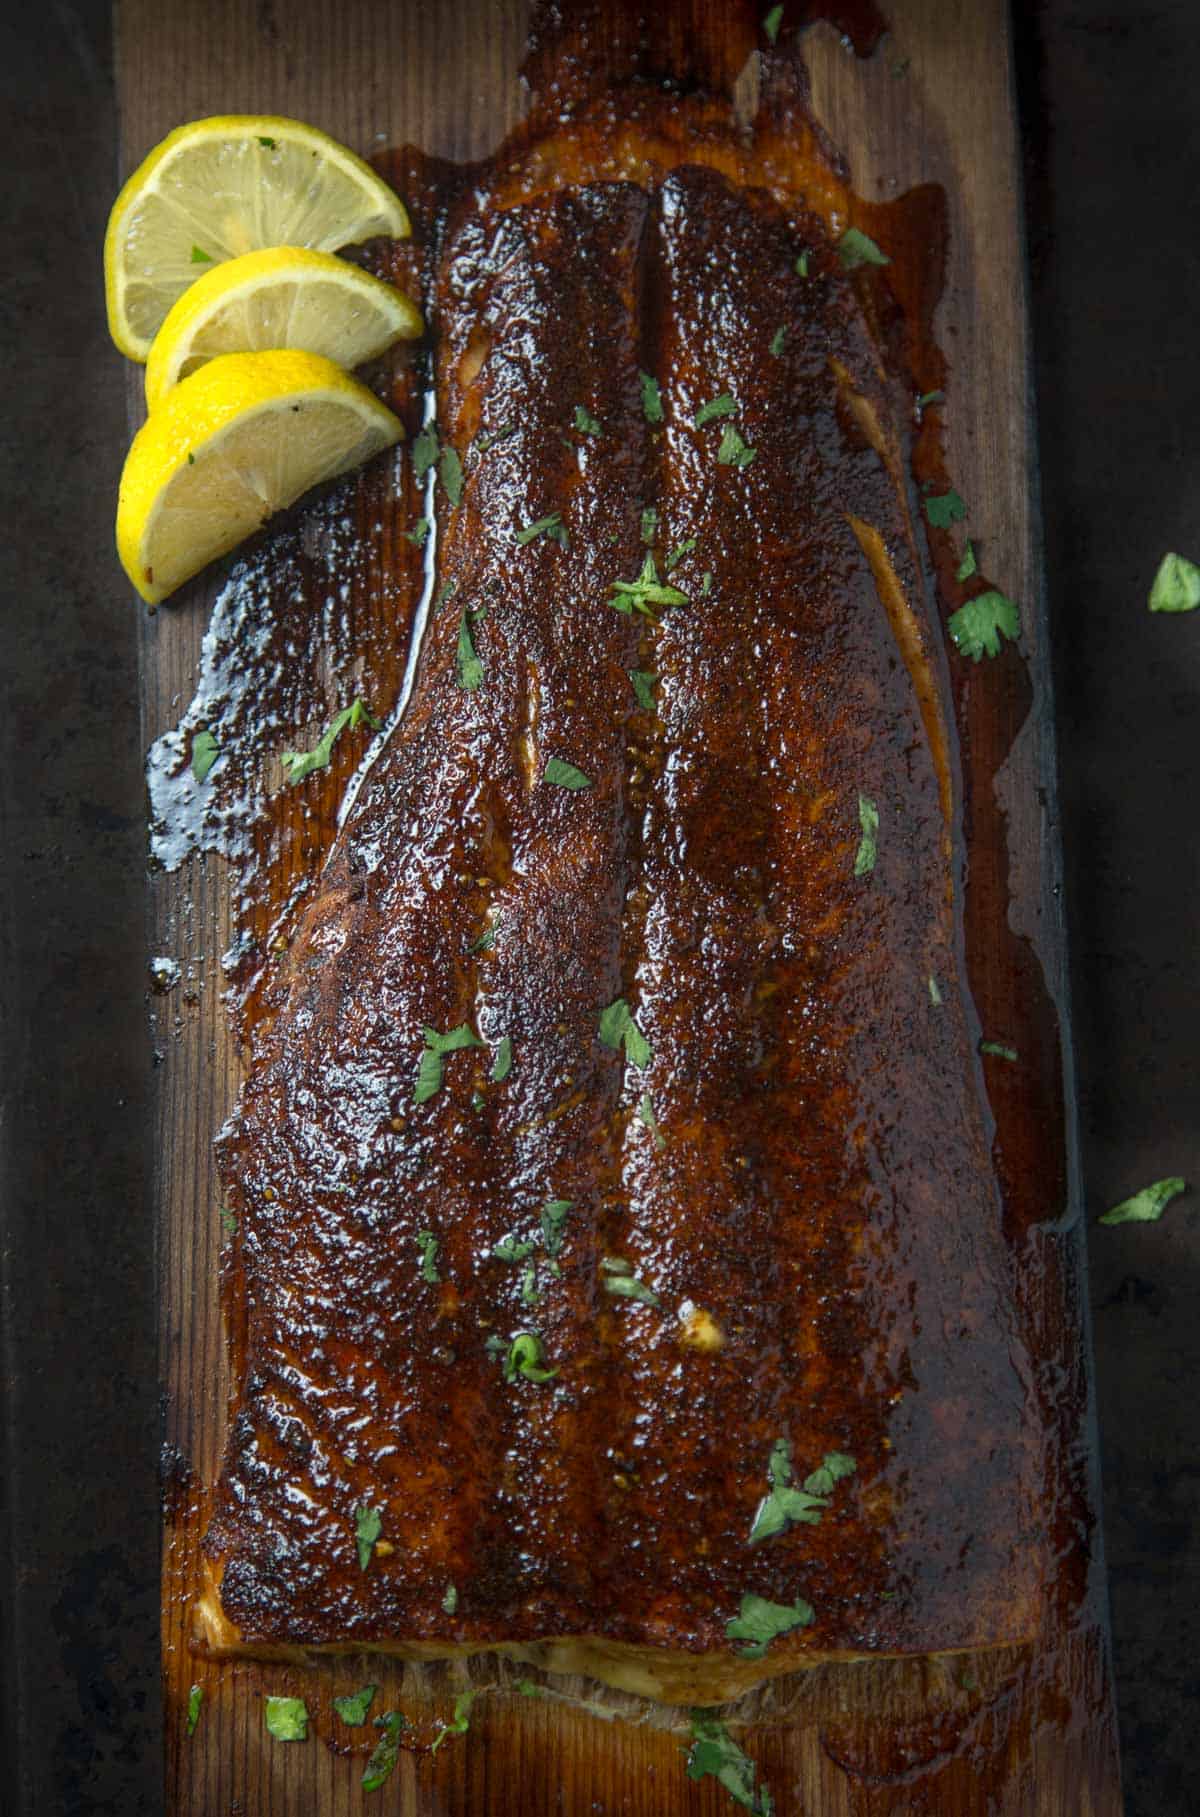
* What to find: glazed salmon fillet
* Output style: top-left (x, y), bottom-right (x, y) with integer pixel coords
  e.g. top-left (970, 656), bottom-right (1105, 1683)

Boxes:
top-left (199, 118), bottom-right (1039, 1705)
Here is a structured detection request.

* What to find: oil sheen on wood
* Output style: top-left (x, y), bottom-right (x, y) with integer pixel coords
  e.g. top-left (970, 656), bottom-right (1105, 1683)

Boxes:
top-left (118, 0), bottom-right (1123, 1809)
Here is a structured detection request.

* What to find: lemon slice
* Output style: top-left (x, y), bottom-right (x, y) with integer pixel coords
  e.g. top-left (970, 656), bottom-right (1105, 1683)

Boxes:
top-left (106, 115), bottom-right (411, 361)
top-left (116, 350), bottom-right (402, 603)
top-left (144, 246), bottom-right (423, 409)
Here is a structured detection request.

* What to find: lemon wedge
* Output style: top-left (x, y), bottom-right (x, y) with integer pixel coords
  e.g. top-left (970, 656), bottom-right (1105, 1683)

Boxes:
top-left (116, 350), bottom-right (402, 603)
top-left (144, 247), bottom-right (423, 409)
top-left (105, 116), bottom-right (411, 361)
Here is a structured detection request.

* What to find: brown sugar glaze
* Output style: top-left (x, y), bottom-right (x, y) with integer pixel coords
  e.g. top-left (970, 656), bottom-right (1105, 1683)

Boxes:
top-left (151, 0), bottom-right (1117, 1800)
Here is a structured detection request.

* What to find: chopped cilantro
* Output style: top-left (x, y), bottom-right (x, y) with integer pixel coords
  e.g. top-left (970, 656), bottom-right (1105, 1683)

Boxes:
top-left (439, 446), bottom-right (464, 505)
top-left (598, 997), bottom-right (652, 1067)
top-left (520, 1261), bottom-right (540, 1305)
top-left (414, 1023), bottom-right (485, 1104)
top-left (456, 607), bottom-right (484, 691)
top-left (717, 424), bottom-right (757, 467)
top-left (431, 1690), bottom-right (476, 1753)
top-left (1099, 1177), bottom-right (1187, 1226)
top-left (956, 539), bottom-right (978, 581)
top-left (802, 1451), bottom-right (856, 1497)
top-left (190, 245), bottom-right (213, 263)
top-left (405, 516), bottom-right (431, 547)
top-left (442, 1584), bottom-right (458, 1614)
top-left (666, 537), bottom-right (697, 571)
top-left (854, 793), bottom-right (879, 878)
top-left (264, 1695), bottom-right (309, 1741)
top-left (726, 1593), bottom-right (814, 1658)
top-left (416, 1230), bottom-right (440, 1283)
top-left (948, 589), bottom-right (1020, 661)
top-left (492, 1035), bottom-right (513, 1081)
top-left (493, 1235), bottom-right (536, 1263)
top-left (411, 424), bottom-right (439, 479)
top-left (637, 1091), bottom-right (665, 1148)
top-left (685, 1712), bottom-right (774, 1815)
top-left (362, 1711), bottom-right (407, 1791)
top-left (540, 1199), bottom-right (572, 1257)
top-left (574, 405), bottom-right (602, 436)
top-left (979, 1040), bottom-right (1018, 1062)
top-left (1149, 551), bottom-right (1200, 613)
top-left (191, 728), bottom-right (219, 784)
top-left (355, 1504), bottom-right (383, 1570)
top-left (749, 1440), bottom-right (855, 1542)
top-left (476, 421), bottom-right (517, 453)
top-left (503, 1331), bottom-right (558, 1384)
top-left (258, 135), bottom-right (278, 149)
top-left (641, 506), bottom-right (658, 544)
top-left (610, 550), bottom-right (689, 617)
top-left (469, 913), bottom-right (501, 954)
top-left (544, 757), bottom-right (592, 790)
top-left (602, 1260), bottom-right (660, 1306)
top-left (794, 251), bottom-right (810, 277)
top-left (333, 1684), bottom-right (378, 1726)
top-left (694, 393), bottom-right (737, 428)
top-left (838, 227), bottom-right (890, 269)
top-left (924, 488), bottom-right (966, 528)
top-left (186, 1684), bottom-right (203, 1736)
top-left (629, 669), bottom-right (658, 712)
top-left (769, 326), bottom-right (787, 357)
top-left (639, 370), bottom-right (664, 422)
top-left (282, 697), bottom-right (382, 784)
top-left (763, 4), bottom-right (784, 45)
top-left (516, 512), bottom-right (567, 546)
top-left (435, 579), bottom-right (457, 609)
top-left (918, 389), bottom-right (945, 409)
top-left (928, 975), bottom-right (943, 1007)
top-left (701, 571), bottom-right (713, 595)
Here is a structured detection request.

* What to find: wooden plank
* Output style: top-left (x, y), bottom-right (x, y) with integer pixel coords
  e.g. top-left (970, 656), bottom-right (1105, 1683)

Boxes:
top-left (115, 0), bottom-right (1123, 1809)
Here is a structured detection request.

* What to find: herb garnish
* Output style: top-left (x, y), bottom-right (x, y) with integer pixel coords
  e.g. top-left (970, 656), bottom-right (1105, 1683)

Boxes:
top-left (493, 1235), bottom-right (536, 1263)
top-left (355, 1504), bottom-right (383, 1570)
top-left (803, 1451), bottom-right (857, 1497)
top-left (639, 370), bottom-right (664, 423)
top-left (264, 1696), bottom-right (309, 1741)
top-left (1099, 1177), bottom-right (1187, 1226)
top-left (637, 1091), bottom-right (665, 1148)
top-left (455, 606), bottom-right (485, 691)
top-left (190, 245), bottom-right (213, 263)
top-left (520, 1262), bottom-right (540, 1305)
top-left (717, 424), bottom-right (757, 467)
top-left (219, 1205), bottom-right (237, 1236)
top-left (431, 1690), bottom-right (476, 1753)
top-left (1149, 551), bottom-right (1200, 613)
top-left (442, 1584), bottom-right (458, 1614)
top-left (574, 405), bottom-right (602, 436)
top-left (416, 1230), bottom-right (440, 1283)
top-left (979, 1040), bottom-right (1018, 1062)
top-left (362, 1712), bottom-right (407, 1791)
top-left (748, 1440), bottom-right (856, 1542)
top-left (629, 669), bottom-right (658, 712)
top-left (609, 551), bottom-right (688, 617)
top-left (641, 506), bottom-right (658, 545)
top-left (439, 446), bottom-right (464, 505)
top-left (492, 1035), bottom-right (513, 1081)
top-left (838, 227), bottom-right (890, 269)
top-left (598, 997), bottom-right (652, 1067)
top-left (282, 697), bottom-right (381, 784)
top-left (685, 1712), bottom-right (774, 1814)
top-left (795, 251), bottom-right (810, 277)
top-left (333, 1684), bottom-right (378, 1726)
top-left (948, 590), bottom-right (1020, 660)
top-left (503, 1331), bottom-right (558, 1383)
top-left (956, 539), bottom-right (977, 581)
top-left (925, 488), bottom-right (966, 528)
top-left (191, 729), bottom-right (219, 784)
top-left (544, 757), bottom-right (592, 790)
top-left (763, 4), bottom-right (784, 45)
top-left (701, 571), bottom-right (713, 595)
top-left (601, 1258), bottom-right (660, 1305)
top-left (469, 912), bottom-right (502, 954)
top-left (918, 388), bottom-right (945, 409)
top-left (928, 975), bottom-right (943, 1007)
top-left (666, 537), bottom-right (697, 571)
top-left (516, 512), bottom-right (568, 546)
top-left (539, 1199), bottom-right (572, 1261)
top-left (415, 1023), bottom-right (485, 1104)
top-left (769, 326), bottom-right (787, 357)
top-left (476, 421), bottom-right (518, 453)
top-left (726, 1593), bottom-right (814, 1658)
top-left (694, 393), bottom-right (737, 428)
top-left (854, 794), bottom-right (879, 878)
top-left (411, 424), bottom-right (439, 479)
top-left (405, 516), bottom-right (431, 547)
top-left (186, 1684), bottom-right (203, 1736)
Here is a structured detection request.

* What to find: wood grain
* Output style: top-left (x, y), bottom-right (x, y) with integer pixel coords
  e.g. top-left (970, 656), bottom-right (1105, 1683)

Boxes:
top-left (117, 0), bottom-right (1123, 1809)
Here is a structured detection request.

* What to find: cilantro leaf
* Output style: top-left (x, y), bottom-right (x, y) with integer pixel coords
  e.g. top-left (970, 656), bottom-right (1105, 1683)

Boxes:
top-left (431, 1690), bottom-right (476, 1753)
top-left (190, 245), bottom-right (213, 263)
top-left (639, 370), bottom-right (664, 423)
top-left (186, 1684), bottom-right (203, 1737)
top-left (355, 1504), bottom-right (383, 1571)
top-left (574, 405), bottom-right (602, 436)
top-left (924, 488), bottom-right (966, 528)
top-left (493, 1235), bottom-right (536, 1262)
top-left (602, 1261), bottom-right (660, 1306)
top-left (414, 1024), bottom-right (484, 1103)
top-left (641, 506), bottom-right (658, 545)
top-left (281, 697), bottom-right (382, 784)
top-left (425, 1023), bottom-right (485, 1054)
top-left (629, 669), bottom-right (658, 712)
top-left (1149, 551), bottom-right (1200, 613)
top-left (854, 793), bottom-right (879, 878)
top-left (503, 1331), bottom-right (558, 1384)
top-left (258, 135), bottom-right (278, 149)
top-left (763, 4), bottom-right (784, 45)
top-left (476, 421), bottom-right (517, 453)
top-left (456, 608), bottom-right (484, 691)
top-left (794, 251), bottom-right (810, 277)
top-left (685, 1712), bottom-right (774, 1815)
top-left (516, 512), bottom-right (567, 546)
top-left (264, 1695), bottom-right (309, 1741)
top-left (918, 389), bottom-right (945, 409)
top-left (948, 589), bottom-right (1021, 661)
top-left (694, 393), bottom-right (737, 428)
top-left (362, 1711), bottom-right (407, 1791)
top-left (191, 728), bottom-right (219, 784)
top-left (405, 516), bottom-right (431, 547)
top-left (637, 1091), bottom-right (664, 1148)
top-left (956, 539), bottom-right (977, 581)
top-left (219, 1205), bottom-right (237, 1236)
top-left (701, 571), bottom-right (713, 595)
top-left (492, 1035), bottom-right (513, 1081)
top-left (769, 326), bottom-right (787, 357)
top-left (520, 1261), bottom-right (540, 1305)
top-left (416, 1230), bottom-right (440, 1283)
top-left (666, 537), bottom-right (697, 571)
top-left (544, 757), bottom-right (592, 790)
top-left (717, 424), bottom-right (757, 467)
top-left (442, 1584), bottom-right (458, 1613)
top-left (610, 551), bottom-right (689, 617)
top-left (1099, 1177), bottom-right (1187, 1226)
top-left (838, 227), bottom-right (890, 269)
top-left (801, 1451), bottom-right (857, 1497)
top-left (598, 997), bottom-right (652, 1067)
top-left (469, 912), bottom-right (501, 953)
top-left (411, 424), bottom-right (439, 479)
top-left (540, 1199), bottom-right (572, 1258)
top-left (928, 975), bottom-right (943, 1006)
top-left (725, 1593), bottom-right (814, 1658)
top-left (333, 1684), bottom-right (378, 1726)
top-left (750, 1440), bottom-right (855, 1541)
top-left (438, 446), bottom-right (464, 506)
top-left (979, 1040), bottom-right (1018, 1062)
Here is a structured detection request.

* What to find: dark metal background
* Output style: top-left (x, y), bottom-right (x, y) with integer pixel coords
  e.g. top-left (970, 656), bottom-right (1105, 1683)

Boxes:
top-left (1, 2), bottom-right (1196, 1811)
